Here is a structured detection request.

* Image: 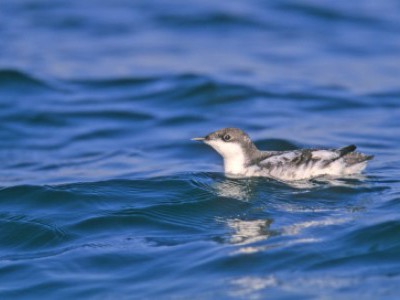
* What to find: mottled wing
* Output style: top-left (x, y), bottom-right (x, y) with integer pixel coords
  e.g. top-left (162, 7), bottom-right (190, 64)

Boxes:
top-left (257, 150), bottom-right (312, 169)
top-left (257, 146), bottom-right (356, 169)
top-left (251, 145), bottom-right (371, 180)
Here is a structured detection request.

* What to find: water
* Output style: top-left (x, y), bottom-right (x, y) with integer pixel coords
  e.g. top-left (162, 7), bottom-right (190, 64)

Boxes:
top-left (1, 0), bottom-right (400, 299)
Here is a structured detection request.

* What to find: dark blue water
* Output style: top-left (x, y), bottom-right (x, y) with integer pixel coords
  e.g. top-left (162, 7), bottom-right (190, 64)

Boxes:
top-left (1, 1), bottom-right (400, 299)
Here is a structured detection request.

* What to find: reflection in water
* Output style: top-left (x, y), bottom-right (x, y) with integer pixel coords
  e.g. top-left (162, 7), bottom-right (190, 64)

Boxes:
top-left (278, 175), bottom-right (368, 189)
top-left (212, 178), bottom-right (256, 201)
top-left (230, 275), bottom-right (278, 299)
top-left (224, 215), bottom-right (275, 253)
top-left (212, 178), bottom-right (276, 253)
top-left (211, 175), bottom-right (366, 259)
top-left (230, 273), bottom-right (363, 298)
top-left (312, 174), bottom-right (368, 187)
top-left (211, 173), bottom-right (369, 197)
top-left (282, 217), bottom-right (350, 236)
top-left (227, 216), bottom-right (351, 297)
top-left (227, 218), bottom-right (273, 245)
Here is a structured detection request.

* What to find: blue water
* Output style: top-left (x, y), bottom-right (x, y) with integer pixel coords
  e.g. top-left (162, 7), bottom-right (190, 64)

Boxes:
top-left (1, 0), bottom-right (400, 299)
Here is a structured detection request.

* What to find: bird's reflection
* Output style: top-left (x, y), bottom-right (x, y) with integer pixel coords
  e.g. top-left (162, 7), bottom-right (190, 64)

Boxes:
top-left (211, 177), bottom-right (258, 201)
top-left (210, 175), bottom-right (360, 254)
top-left (227, 218), bottom-right (274, 244)
top-left (211, 177), bottom-right (275, 250)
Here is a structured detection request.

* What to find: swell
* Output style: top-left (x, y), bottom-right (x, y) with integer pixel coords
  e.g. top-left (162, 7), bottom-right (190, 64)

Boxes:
top-left (0, 212), bottom-right (68, 252)
top-left (275, 2), bottom-right (383, 26)
top-left (0, 70), bottom-right (383, 114)
top-left (156, 11), bottom-right (266, 30)
top-left (0, 172), bottom-right (397, 300)
top-left (0, 69), bottom-right (63, 93)
top-left (307, 220), bottom-right (400, 272)
top-left (0, 175), bottom-right (250, 257)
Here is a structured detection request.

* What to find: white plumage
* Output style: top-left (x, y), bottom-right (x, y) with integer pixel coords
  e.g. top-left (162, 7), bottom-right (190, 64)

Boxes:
top-left (193, 128), bottom-right (373, 181)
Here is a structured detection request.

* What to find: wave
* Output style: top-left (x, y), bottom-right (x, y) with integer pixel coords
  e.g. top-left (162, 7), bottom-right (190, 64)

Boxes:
top-left (0, 212), bottom-right (68, 252)
top-left (0, 69), bottom-right (61, 92)
top-left (0, 171), bottom-right (397, 299)
top-left (275, 2), bottom-right (383, 26)
top-left (156, 11), bottom-right (265, 29)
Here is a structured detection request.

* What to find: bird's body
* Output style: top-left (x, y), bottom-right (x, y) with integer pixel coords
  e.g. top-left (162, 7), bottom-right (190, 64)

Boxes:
top-left (192, 128), bottom-right (373, 181)
top-left (224, 147), bottom-right (370, 181)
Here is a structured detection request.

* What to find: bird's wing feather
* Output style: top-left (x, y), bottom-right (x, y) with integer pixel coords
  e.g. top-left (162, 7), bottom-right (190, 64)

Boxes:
top-left (257, 150), bottom-right (312, 168)
top-left (257, 146), bottom-right (357, 169)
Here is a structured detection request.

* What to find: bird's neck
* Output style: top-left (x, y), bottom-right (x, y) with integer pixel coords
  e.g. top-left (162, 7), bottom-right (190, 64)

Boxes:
top-left (223, 144), bottom-right (260, 175)
top-left (223, 154), bottom-right (247, 175)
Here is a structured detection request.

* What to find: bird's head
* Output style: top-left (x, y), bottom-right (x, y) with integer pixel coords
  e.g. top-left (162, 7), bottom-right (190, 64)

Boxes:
top-left (192, 128), bottom-right (258, 163)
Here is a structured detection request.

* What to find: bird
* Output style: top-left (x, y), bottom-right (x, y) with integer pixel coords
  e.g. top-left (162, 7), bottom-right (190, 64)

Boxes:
top-left (192, 128), bottom-right (373, 181)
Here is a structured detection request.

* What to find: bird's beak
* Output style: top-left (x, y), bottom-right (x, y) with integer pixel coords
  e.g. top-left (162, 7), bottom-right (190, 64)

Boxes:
top-left (191, 137), bottom-right (206, 141)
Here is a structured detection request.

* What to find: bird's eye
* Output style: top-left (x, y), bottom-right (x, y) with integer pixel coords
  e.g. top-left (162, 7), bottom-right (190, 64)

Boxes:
top-left (223, 134), bottom-right (231, 142)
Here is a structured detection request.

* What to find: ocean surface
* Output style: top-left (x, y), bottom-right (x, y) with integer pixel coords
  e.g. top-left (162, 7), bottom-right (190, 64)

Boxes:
top-left (1, 0), bottom-right (400, 299)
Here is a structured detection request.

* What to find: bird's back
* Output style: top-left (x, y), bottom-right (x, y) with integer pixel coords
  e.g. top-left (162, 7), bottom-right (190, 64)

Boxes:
top-left (250, 146), bottom-right (373, 181)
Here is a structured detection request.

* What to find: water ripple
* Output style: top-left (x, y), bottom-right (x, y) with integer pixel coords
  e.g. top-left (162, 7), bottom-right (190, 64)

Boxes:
top-left (1, 0), bottom-right (400, 298)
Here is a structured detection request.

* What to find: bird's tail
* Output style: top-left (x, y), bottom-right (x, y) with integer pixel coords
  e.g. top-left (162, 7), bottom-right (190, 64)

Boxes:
top-left (323, 145), bottom-right (373, 167)
top-left (343, 152), bottom-right (374, 166)
top-left (339, 145), bottom-right (374, 166)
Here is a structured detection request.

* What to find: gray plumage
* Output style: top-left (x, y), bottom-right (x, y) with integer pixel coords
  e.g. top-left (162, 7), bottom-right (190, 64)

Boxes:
top-left (192, 128), bottom-right (373, 181)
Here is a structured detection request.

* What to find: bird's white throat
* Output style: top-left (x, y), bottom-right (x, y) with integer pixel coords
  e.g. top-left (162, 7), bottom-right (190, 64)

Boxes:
top-left (206, 140), bottom-right (246, 175)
